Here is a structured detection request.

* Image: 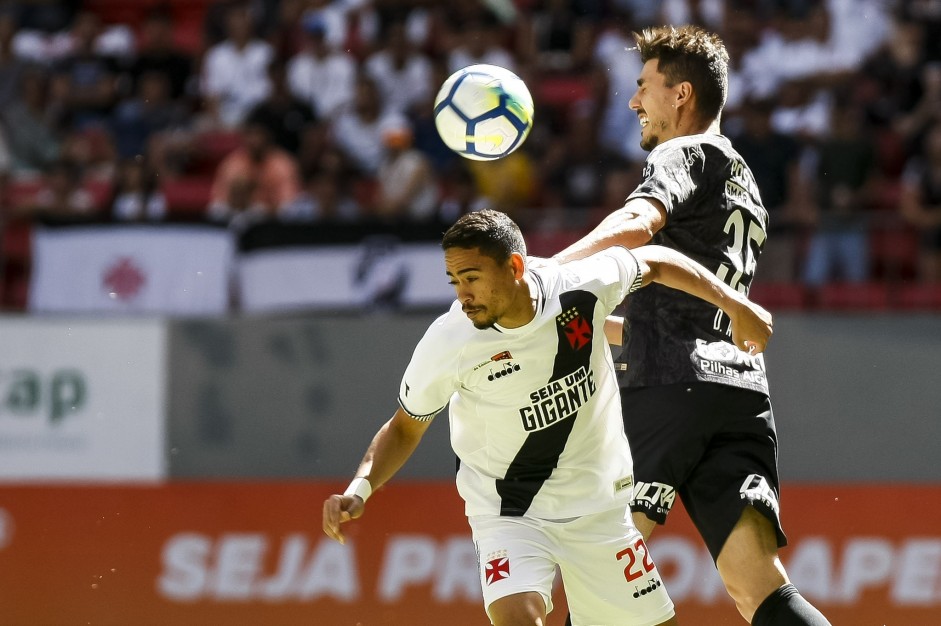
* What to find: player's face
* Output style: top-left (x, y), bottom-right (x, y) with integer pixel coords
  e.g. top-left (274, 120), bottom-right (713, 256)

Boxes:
top-left (445, 246), bottom-right (520, 330)
top-left (629, 59), bottom-right (681, 151)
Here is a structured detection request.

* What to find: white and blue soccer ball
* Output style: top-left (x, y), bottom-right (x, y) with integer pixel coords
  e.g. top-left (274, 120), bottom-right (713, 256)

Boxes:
top-left (433, 64), bottom-right (535, 161)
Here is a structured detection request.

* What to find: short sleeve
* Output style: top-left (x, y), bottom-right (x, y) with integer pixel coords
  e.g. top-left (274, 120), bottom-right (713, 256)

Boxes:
top-left (628, 142), bottom-right (704, 215)
top-left (565, 247), bottom-right (642, 314)
top-left (397, 316), bottom-right (460, 422)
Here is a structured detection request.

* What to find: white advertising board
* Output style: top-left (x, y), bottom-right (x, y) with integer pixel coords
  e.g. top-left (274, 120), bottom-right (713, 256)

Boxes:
top-left (0, 318), bottom-right (167, 481)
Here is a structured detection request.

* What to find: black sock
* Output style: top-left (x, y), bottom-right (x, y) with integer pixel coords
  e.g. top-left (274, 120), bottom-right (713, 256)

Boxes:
top-left (751, 583), bottom-right (831, 625)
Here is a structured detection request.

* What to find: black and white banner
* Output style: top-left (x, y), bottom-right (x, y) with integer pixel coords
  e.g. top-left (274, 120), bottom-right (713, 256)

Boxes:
top-left (238, 237), bottom-right (454, 313)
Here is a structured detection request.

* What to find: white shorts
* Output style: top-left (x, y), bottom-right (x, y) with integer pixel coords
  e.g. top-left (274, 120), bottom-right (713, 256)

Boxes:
top-left (469, 507), bottom-right (675, 626)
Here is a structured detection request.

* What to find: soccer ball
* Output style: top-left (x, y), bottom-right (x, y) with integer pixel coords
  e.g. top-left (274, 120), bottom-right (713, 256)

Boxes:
top-left (433, 64), bottom-right (534, 161)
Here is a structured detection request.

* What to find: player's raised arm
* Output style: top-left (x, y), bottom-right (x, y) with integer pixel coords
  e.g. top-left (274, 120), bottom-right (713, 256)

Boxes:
top-left (554, 197), bottom-right (668, 263)
top-left (322, 407), bottom-right (433, 544)
top-left (631, 245), bottom-right (773, 354)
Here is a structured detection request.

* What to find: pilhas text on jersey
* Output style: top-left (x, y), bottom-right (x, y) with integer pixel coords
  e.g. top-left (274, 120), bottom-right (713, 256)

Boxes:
top-left (518, 366), bottom-right (596, 432)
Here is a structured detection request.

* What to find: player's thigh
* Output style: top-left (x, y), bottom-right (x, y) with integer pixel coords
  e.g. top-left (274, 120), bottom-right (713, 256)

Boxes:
top-left (621, 383), bottom-right (719, 525)
top-left (469, 515), bottom-right (558, 622)
top-left (681, 388), bottom-right (787, 561)
top-left (556, 507), bottom-right (675, 626)
top-left (488, 591), bottom-right (547, 626)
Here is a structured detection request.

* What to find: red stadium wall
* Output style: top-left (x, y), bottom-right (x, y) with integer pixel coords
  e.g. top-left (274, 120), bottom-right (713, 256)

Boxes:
top-left (0, 482), bottom-right (939, 625)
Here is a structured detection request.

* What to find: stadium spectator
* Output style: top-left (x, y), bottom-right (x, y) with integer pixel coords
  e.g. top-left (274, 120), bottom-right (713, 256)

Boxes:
top-left (860, 21), bottom-right (924, 141)
top-left (446, 12), bottom-right (516, 74)
top-left (58, 125), bottom-right (117, 182)
top-left (247, 59), bottom-right (319, 158)
top-left (282, 167), bottom-right (361, 223)
top-left (26, 159), bottom-right (96, 219)
top-left (286, 12), bottom-right (356, 120)
top-left (541, 104), bottom-right (608, 210)
top-left (893, 61), bottom-right (941, 149)
top-left (110, 71), bottom-right (188, 160)
top-left (265, 0), bottom-right (308, 60)
top-left (0, 123), bottom-right (12, 186)
top-left (731, 97), bottom-right (811, 282)
top-left (802, 102), bottom-right (876, 286)
top-left (363, 18), bottom-right (433, 116)
top-left (296, 0), bottom-right (359, 54)
top-left (208, 111), bottom-right (301, 222)
top-left (901, 0), bottom-right (941, 61)
top-left (598, 158), bottom-right (640, 213)
top-left (517, 0), bottom-right (601, 73)
top-left (200, 2), bottom-right (273, 129)
top-left (465, 148), bottom-right (538, 216)
top-left (330, 73), bottom-right (400, 176)
top-left (49, 11), bottom-right (120, 131)
top-left (374, 115), bottom-right (439, 221)
top-left (0, 9), bottom-right (29, 111)
top-left (109, 157), bottom-right (166, 222)
top-left (900, 120), bottom-right (941, 282)
top-left (409, 58), bottom-right (461, 174)
top-left (128, 8), bottom-right (194, 104)
top-left (592, 8), bottom-right (646, 164)
top-left (438, 164), bottom-right (489, 223)
top-left (2, 68), bottom-right (62, 176)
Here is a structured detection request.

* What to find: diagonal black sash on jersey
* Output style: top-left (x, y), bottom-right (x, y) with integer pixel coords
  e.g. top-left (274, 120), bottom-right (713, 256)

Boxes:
top-left (496, 291), bottom-right (598, 516)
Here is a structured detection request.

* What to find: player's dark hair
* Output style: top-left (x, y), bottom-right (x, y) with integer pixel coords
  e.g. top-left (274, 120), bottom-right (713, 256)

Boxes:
top-left (442, 209), bottom-right (526, 263)
top-left (634, 25), bottom-right (729, 122)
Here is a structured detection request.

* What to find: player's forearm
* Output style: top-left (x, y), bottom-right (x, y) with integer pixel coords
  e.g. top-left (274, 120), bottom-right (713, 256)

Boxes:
top-left (604, 315), bottom-right (624, 346)
top-left (553, 207), bottom-right (656, 263)
top-left (636, 245), bottom-right (749, 318)
top-left (353, 412), bottom-right (426, 492)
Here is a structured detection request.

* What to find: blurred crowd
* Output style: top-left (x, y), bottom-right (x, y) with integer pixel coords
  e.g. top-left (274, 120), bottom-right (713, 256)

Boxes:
top-left (1, 0), bottom-right (940, 287)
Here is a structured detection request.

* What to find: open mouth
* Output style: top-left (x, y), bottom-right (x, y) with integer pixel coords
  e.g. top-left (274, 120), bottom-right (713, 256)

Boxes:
top-left (638, 114), bottom-right (649, 128)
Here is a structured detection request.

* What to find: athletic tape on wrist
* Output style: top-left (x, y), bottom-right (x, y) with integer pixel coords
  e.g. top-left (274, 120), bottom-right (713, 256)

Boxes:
top-left (344, 477), bottom-right (372, 502)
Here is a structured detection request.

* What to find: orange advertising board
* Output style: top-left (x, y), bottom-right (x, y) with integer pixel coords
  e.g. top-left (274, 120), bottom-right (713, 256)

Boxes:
top-left (0, 482), bottom-right (938, 625)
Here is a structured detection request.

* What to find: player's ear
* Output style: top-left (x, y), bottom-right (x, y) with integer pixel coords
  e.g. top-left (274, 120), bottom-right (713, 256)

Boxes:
top-left (509, 252), bottom-right (526, 279)
top-left (675, 81), bottom-right (693, 108)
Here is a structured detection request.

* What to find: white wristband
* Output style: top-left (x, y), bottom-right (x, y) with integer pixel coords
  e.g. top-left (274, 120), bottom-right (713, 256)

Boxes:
top-left (343, 477), bottom-right (372, 502)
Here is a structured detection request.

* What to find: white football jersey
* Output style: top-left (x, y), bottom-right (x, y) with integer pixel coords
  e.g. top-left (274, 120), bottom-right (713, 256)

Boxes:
top-left (398, 247), bottom-right (643, 519)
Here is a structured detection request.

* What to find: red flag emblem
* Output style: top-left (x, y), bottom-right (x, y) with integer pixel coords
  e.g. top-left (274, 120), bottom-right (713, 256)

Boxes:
top-left (485, 557), bottom-right (510, 585)
top-left (103, 257), bottom-right (146, 301)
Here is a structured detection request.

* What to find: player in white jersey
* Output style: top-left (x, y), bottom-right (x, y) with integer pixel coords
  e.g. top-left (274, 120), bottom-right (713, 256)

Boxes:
top-left (323, 209), bottom-right (772, 626)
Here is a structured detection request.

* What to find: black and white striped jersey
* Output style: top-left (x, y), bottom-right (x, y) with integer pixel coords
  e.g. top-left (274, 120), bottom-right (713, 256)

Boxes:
top-left (620, 133), bottom-right (770, 395)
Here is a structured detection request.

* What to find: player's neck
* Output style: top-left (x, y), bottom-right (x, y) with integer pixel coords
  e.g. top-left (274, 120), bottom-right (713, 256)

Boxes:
top-left (670, 107), bottom-right (721, 139)
top-left (675, 115), bottom-right (721, 139)
top-left (496, 278), bottom-right (537, 329)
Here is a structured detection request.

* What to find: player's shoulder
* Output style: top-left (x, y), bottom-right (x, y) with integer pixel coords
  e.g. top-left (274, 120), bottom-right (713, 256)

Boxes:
top-left (411, 301), bottom-right (473, 358)
top-left (427, 300), bottom-right (473, 336)
top-left (543, 247), bottom-right (636, 290)
top-left (648, 133), bottom-right (737, 164)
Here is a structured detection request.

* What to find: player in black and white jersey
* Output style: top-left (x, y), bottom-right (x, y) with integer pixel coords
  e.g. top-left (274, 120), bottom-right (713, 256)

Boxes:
top-left (323, 209), bottom-right (772, 626)
top-left (554, 26), bottom-right (831, 626)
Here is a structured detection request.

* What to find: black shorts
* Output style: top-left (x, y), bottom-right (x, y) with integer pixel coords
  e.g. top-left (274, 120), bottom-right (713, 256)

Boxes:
top-left (621, 381), bottom-right (787, 561)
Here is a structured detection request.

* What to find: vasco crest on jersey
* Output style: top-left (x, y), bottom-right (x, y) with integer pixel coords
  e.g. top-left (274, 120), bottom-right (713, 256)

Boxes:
top-left (557, 306), bottom-right (593, 350)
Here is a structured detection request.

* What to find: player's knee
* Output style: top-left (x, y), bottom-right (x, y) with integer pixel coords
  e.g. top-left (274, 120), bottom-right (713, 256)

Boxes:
top-left (488, 591), bottom-right (547, 626)
top-left (722, 574), bottom-right (771, 621)
top-left (719, 554), bottom-right (789, 622)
